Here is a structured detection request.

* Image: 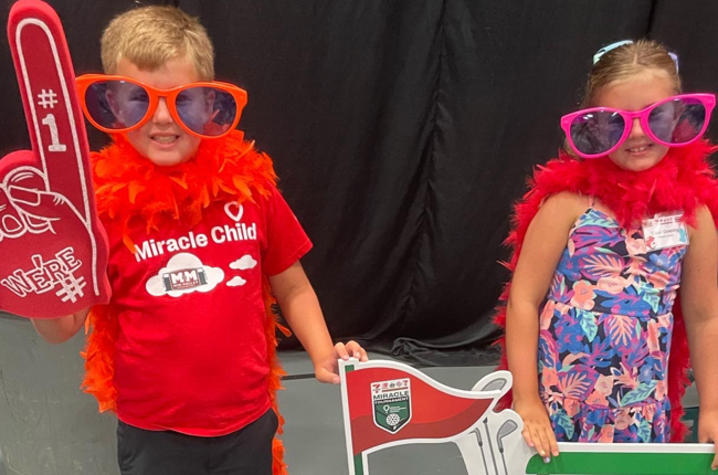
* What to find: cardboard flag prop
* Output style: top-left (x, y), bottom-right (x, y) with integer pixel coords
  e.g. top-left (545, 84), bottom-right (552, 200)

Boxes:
top-left (339, 359), bottom-right (717, 475)
top-left (339, 359), bottom-right (523, 475)
top-left (1, 0), bottom-right (109, 318)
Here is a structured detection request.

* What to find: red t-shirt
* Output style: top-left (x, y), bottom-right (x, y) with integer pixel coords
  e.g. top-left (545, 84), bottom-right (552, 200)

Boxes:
top-left (103, 187), bottom-right (311, 436)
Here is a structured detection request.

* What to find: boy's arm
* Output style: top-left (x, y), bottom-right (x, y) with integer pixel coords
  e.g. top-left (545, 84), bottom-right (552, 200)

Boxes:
top-left (31, 307), bottom-right (90, 344)
top-left (680, 206), bottom-right (718, 470)
top-left (268, 260), bottom-right (367, 384)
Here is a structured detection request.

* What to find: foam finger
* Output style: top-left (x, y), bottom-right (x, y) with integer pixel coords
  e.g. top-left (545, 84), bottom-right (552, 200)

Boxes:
top-left (5, 0), bottom-right (110, 305)
top-left (8, 0), bottom-right (93, 222)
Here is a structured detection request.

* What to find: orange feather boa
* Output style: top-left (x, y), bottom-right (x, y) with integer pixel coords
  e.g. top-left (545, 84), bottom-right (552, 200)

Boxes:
top-left (494, 140), bottom-right (718, 442)
top-left (81, 130), bottom-right (290, 474)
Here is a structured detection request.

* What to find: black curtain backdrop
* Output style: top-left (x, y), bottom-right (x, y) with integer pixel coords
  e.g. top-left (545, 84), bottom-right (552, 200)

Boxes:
top-left (1, 1), bottom-right (717, 364)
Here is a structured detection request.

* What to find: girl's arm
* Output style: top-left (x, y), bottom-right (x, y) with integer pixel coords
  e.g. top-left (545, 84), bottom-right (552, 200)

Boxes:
top-left (506, 191), bottom-right (584, 461)
top-left (31, 308), bottom-right (90, 343)
top-left (269, 260), bottom-right (367, 384)
top-left (680, 205), bottom-right (718, 470)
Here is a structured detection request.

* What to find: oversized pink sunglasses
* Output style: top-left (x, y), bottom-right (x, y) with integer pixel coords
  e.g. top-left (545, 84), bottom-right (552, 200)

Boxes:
top-left (560, 93), bottom-right (715, 159)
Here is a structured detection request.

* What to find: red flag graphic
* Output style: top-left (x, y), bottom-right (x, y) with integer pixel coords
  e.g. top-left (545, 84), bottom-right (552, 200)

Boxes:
top-left (342, 362), bottom-right (502, 454)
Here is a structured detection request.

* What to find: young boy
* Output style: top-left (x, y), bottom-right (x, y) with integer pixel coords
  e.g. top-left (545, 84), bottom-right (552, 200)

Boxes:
top-left (31, 5), bottom-right (366, 475)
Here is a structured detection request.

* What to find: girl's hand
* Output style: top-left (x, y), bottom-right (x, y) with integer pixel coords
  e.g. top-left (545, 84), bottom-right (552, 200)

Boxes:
top-left (513, 396), bottom-right (559, 462)
top-left (698, 408), bottom-right (718, 470)
top-left (314, 340), bottom-right (368, 384)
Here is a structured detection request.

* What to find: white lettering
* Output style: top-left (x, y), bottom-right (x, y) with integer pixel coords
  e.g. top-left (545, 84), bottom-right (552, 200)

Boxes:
top-left (211, 226), bottom-right (225, 244)
top-left (1, 247), bottom-right (85, 300)
top-left (131, 218), bottom-right (259, 263)
top-left (56, 248), bottom-right (81, 272)
top-left (41, 113), bottom-right (68, 152)
top-left (224, 224), bottom-right (238, 241)
top-left (166, 239), bottom-right (179, 253)
top-left (374, 390), bottom-right (410, 400)
top-left (246, 223), bottom-right (257, 240)
top-left (44, 260), bottom-right (65, 281)
top-left (27, 265), bottom-right (53, 292)
top-left (134, 241), bottom-right (153, 262)
top-left (1, 271), bottom-right (34, 297)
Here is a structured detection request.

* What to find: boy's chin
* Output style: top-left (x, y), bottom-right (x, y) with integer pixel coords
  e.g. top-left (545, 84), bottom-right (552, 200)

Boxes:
top-left (145, 152), bottom-right (195, 167)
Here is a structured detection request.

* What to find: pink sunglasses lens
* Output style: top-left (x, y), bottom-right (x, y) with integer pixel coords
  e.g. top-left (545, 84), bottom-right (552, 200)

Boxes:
top-left (648, 97), bottom-right (708, 144)
top-left (569, 111), bottom-right (625, 156)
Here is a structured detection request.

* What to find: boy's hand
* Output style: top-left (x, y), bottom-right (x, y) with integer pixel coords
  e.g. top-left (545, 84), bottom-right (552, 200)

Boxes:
top-left (314, 340), bottom-right (368, 384)
top-left (698, 408), bottom-right (718, 470)
top-left (513, 395), bottom-right (559, 463)
top-left (0, 0), bottom-right (110, 318)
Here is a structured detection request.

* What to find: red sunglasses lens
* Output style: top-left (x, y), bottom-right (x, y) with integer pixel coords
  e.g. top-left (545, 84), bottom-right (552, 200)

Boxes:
top-left (175, 86), bottom-right (238, 137)
top-left (83, 80), bottom-right (149, 130)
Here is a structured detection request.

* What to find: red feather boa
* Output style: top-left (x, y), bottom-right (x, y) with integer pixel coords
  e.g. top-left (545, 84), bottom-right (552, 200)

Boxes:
top-left (494, 140), bottom-right (718, 442)
top-left (81, 130), bottom-right (291, 474)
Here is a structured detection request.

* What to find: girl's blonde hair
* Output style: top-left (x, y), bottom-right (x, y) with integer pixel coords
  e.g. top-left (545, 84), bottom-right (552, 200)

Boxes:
top-left (101, 6), bottom-right (214, 81)
top-left (582, 39), bottom-right (681, 107)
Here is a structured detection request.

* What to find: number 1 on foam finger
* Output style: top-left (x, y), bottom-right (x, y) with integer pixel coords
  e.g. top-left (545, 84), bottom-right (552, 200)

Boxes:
top-left (40, 113), bottom-right (68, 152)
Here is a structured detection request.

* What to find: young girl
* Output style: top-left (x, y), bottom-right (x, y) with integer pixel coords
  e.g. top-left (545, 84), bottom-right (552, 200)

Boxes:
top-left (497, 39), bottom-right (718, 468)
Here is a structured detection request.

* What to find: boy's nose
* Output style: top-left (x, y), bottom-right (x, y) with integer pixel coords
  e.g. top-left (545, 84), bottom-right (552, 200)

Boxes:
top-left (151, 98), bottom-right (174, 125)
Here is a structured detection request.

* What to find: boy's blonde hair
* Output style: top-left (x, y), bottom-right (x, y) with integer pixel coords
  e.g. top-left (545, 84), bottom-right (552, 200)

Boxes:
top-left (583, 39), bottom-right (681, 107)
top-left (101, 6), bottom-right (214, 80)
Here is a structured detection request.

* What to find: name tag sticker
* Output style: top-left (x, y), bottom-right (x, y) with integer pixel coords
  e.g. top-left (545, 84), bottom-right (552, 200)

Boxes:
top-left (642, 211), bottom-right (689, 251)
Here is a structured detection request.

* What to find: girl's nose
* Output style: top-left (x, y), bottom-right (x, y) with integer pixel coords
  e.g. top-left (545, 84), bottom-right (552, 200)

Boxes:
top-left (628, 117), bottom-right (646, 139)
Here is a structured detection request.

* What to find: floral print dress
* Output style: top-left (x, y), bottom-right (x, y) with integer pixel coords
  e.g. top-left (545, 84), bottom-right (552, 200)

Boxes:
top-left (538, 207), bottom-right (687, 443)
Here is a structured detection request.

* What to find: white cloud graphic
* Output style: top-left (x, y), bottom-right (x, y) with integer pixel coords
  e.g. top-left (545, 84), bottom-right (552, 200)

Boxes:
top-left (146, 252), bottom-right (224, 297)
top-left (227, 276), bottom-right (247, 287)
top-left (229, 254), bottom-right (257, 270)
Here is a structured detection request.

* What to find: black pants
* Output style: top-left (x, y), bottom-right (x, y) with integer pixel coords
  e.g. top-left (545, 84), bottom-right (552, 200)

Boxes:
top-left (117, 409), bottom-right (278, 475)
